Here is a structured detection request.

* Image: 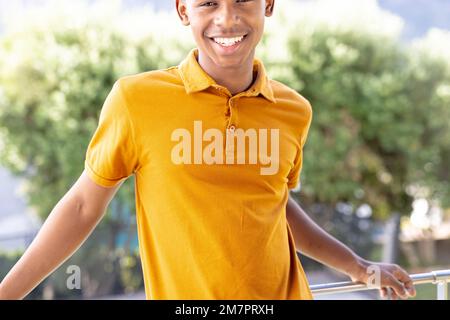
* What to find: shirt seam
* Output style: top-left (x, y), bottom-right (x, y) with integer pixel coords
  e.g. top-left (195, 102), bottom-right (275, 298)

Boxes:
top-left (85, 160), bottom-right (127, 185)
top-left (117, 79), bottom-right (141, 173)
top-left (177, 64), bottom-right (194, 94)
top-left (288, 102), bottom-right (313, 188)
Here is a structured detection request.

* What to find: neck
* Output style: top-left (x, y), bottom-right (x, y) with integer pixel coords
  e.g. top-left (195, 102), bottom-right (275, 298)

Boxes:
top-left (197, 51), bottom-right (256, 95)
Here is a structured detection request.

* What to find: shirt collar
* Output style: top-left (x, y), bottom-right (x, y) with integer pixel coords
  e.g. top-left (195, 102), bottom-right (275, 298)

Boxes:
top-left (178, 48), bottom-right (276, 103)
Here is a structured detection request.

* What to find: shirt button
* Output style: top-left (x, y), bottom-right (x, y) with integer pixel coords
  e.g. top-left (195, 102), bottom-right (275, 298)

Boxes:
top-left (228, 125), bottom-right (236, 133)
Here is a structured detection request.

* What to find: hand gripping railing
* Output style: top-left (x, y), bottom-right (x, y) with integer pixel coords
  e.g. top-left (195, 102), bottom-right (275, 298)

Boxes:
top-left (310, 269), bottom-right (450, 300)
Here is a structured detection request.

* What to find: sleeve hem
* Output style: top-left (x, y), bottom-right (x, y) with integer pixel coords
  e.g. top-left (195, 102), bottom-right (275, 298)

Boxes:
top-left (84, 160), bottom-right (126, 188)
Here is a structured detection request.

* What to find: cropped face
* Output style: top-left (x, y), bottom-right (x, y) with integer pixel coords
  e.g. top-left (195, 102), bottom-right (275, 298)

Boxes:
top-left (176, 0), bottom-right (275, 68)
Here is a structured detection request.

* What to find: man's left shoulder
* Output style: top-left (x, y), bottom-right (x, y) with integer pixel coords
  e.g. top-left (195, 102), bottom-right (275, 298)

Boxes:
top-left (269, 80), bottom-right (312, 115)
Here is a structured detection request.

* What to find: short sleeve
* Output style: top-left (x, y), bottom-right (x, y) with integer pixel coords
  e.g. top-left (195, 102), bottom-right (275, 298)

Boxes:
top-left (287, 103), bottom-right (313, 190)
top-left (84, 80), bottom-right (139, 187)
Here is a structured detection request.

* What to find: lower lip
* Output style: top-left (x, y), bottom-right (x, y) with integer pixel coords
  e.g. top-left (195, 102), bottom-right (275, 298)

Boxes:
top-left (209, 36), bottom-right (247, 55)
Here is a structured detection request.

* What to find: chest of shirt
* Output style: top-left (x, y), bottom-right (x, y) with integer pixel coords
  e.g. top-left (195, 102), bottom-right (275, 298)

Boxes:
top-left (128, 88), bottom-right (302, 188)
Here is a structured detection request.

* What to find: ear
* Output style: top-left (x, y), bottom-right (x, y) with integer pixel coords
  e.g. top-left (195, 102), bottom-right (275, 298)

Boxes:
top-left (265, 0), bottom-right (275, 17)
top-left (176, 0), bottom-right (190, 26)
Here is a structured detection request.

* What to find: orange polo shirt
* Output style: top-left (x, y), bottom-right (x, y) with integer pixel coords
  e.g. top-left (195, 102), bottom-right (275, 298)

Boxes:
top-left (85, 48), bottom-right (313, 300)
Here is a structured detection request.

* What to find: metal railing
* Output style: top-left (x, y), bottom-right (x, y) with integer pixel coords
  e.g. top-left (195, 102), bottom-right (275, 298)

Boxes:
top-left (310, 269), bottom-right (450, 300)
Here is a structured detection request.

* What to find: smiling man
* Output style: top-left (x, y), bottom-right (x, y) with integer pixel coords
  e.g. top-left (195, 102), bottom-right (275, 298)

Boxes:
top-left (0, 0), bottom-right (416, 300)
top-left (180, 0), bottom-right (267, 95)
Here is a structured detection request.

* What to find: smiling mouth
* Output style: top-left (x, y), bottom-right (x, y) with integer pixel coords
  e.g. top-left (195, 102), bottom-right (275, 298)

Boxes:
top-left (209, 35), bottom-right (248, 47)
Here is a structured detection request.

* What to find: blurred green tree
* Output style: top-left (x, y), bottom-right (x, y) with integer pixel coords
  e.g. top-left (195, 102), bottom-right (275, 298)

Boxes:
top-left (283, 26), bottom-right (450, 222)
top-left (0, 15), bottom-right (152, 298)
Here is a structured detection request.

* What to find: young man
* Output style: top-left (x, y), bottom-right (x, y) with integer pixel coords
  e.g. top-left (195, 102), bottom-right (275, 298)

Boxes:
top-left (0, 0), bottom-right (416, 300)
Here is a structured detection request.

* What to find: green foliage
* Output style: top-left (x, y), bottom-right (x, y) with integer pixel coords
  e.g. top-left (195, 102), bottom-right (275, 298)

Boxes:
top-left (0, 13), bottom-right (161, 298)
top-left (0, 21), bottom-right (138, 217)
top-left (284, 26), bottom-right (450, 218)
top-left (0, 251), bottom-right (23, 280)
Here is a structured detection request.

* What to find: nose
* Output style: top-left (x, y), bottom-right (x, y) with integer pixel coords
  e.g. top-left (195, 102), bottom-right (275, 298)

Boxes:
top-left (214, 3), bottom-right (240, 30)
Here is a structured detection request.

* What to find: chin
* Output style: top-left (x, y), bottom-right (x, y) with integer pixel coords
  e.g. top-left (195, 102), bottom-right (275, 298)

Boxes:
top-left (212, 48), bottom-right (254, 67)
top-left (214, 56), bottom-right (246, 68)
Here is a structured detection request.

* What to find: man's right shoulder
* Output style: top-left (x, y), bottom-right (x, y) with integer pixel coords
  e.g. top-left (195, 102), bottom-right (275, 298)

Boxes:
top-left (115, 66), bottom-right (184, 97)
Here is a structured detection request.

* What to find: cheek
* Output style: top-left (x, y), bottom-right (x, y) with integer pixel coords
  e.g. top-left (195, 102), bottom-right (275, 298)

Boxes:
top-left (250, 21), bottom-right (265, 43)
top-left (189, 22), bottom-right (205, 40)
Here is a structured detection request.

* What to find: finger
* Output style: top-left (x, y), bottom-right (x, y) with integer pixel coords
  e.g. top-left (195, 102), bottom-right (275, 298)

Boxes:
top-left (380, 288), bottom-right (387, 300)
top-left (403, 281), bottom-right (416, 297)
top-left (391, 291), bottom-right (398, 300)
top-left (393, 267), bottom-right (416, 297)
top-left (385, 275), bottom-right (407, 299)
top-left (404, 282), bottom-right (416, 297)
top-left (387, 288), bottom-right (399, 300)
top-left (386, 287), bottom-right (394, 300)
top-left (392, 265), bottom-right (410, 282)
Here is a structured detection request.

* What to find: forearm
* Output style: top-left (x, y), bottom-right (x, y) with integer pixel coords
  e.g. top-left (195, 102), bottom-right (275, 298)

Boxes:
top-left (286, 196), bottom-right (367, 278)
top-left (0, 192), bottom-right (105, 300)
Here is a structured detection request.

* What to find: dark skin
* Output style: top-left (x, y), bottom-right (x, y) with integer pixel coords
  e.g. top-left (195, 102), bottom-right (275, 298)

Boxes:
top-left (176, 0), bottom-right (274, 95)
top-left (176, 0), bottom-right (416, 300)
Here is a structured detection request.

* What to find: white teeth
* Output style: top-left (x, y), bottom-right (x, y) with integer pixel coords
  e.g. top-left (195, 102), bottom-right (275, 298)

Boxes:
top-left (213, 36), bottom-right (245, 47)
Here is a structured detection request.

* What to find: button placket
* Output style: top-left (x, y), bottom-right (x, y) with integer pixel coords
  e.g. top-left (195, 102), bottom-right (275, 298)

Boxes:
top-left (225, 98), bottom-right (238, 161)
top-left (214, 85), bottom-right (231, 98)
top-left (226, 98), bottom-right (238, 130)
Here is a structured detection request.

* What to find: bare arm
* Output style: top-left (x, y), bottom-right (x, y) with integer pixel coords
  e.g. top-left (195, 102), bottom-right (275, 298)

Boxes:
top-left (286, 196), bottom-right (362, 277)
top-left (0, 171), bottom-right (121, 300)
top-left (286, 195), bottom-right (416, 299)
